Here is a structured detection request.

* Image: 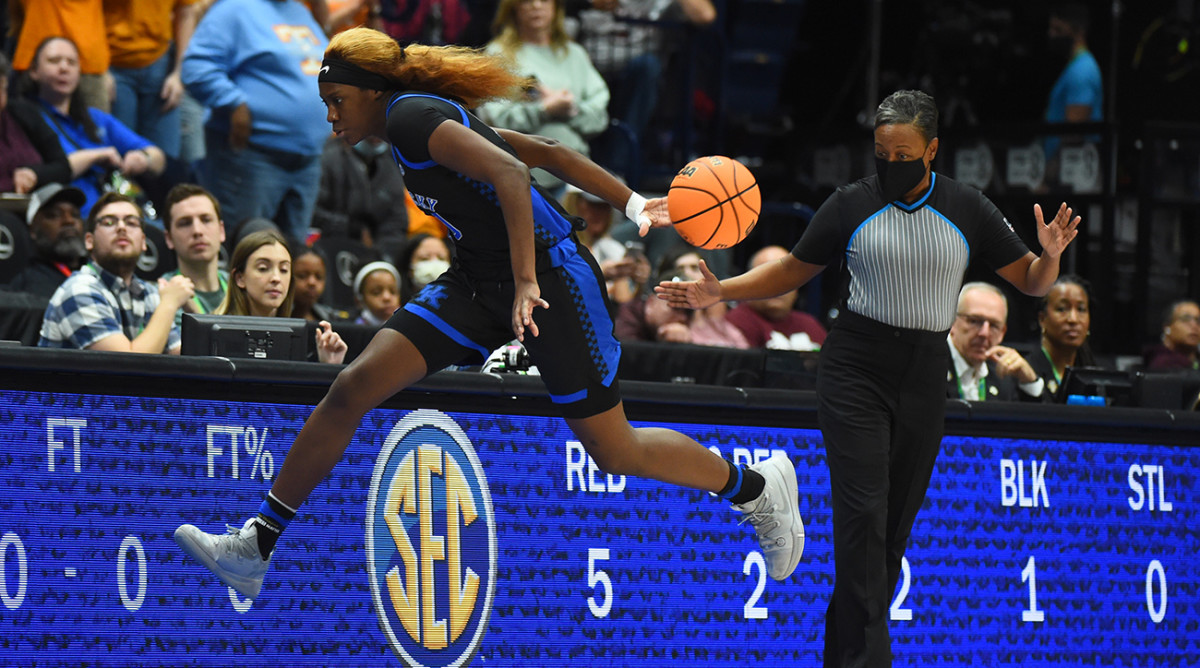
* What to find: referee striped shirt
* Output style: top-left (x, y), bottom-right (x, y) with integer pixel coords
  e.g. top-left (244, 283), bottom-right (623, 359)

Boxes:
top-left (793, 172), bottom-right (1029, 332)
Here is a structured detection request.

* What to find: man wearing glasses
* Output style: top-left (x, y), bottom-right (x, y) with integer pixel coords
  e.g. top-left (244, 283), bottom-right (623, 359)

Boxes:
top-left (38, 192), bottom-right (194, 352)
top-left (946, 282), bottom-right (1047, 402)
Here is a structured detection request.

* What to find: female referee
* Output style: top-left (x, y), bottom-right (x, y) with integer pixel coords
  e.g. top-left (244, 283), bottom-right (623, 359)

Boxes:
top-left (656, 90), bottom-right (1081, 667)
top-left (174, 27), bottom-right (804, 599)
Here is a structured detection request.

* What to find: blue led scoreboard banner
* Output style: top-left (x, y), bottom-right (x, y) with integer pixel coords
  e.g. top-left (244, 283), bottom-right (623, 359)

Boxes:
top-left (1, 388), bottom-right (1198, 666)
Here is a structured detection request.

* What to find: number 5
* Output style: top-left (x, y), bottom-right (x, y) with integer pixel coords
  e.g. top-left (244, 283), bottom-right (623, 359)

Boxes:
top-left (588, 547), bottom-right (612, 618)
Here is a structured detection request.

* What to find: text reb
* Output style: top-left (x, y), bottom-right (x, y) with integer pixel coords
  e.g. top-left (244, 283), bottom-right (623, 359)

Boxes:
top-left (566, 441), bottom-right (626, 493)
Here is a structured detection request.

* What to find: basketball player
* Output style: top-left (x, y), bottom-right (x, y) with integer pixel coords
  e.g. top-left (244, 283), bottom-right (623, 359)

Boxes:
top-left (656, 90), bottom-right (1081, 667)
top-left (174, 28), bottom-right (804, 599)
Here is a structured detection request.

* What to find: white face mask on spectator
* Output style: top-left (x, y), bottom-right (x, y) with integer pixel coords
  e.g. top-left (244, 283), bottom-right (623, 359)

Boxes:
top-left (411, 258), bottom-right (450, 291)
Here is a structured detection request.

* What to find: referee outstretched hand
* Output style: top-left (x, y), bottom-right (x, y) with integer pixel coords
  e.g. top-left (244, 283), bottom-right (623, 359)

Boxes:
top-left (654, 259), bottom-right (721, 310)
top-left (1034, 202), bottom-right (1082, 258)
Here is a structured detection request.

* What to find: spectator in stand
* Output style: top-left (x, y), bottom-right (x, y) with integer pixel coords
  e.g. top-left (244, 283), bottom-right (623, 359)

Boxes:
top-left (1143, 299), bottom-right (1200, 371)
top-left (563, 184), bottom-right (647, 306)
top-left (22, 36), bottom-right (167, 216)
top-left (290, 245), bottom-right (351, 323)
top-left (312, 134), bottom-right (408, 251)
top-left (104, 0), bottom-right (201, 159)
top-left (160, 183), bottom-right (227, 319)
top-left (375, 0), bottom-right (469, 46)
top-left (8, 0), bottom-right (111, 111)
top-left (727, 245), bottom-right (826, 351)
top-left (4, 184), bottom-right (88, 298)
top-left (1043, 2), bottom-right (1102, 186)
top-left (613, 267), bottom-right (692, 343)
top-left (664, 247), bottom-right (747, 348)
top-left (476, 0), bottom-right (609, 195)
top-left (946, 282), bottom-right (1047, 402)
top-left (182, 0), bottom-right (329, 244)
top-left (1045, 4), bottom-right (1102, 129)
top-left (322, 0), bottom-right (372, 35)
top-left (576, 0), bottom-right (715, 172)
top-left (0, 51), bottom-right (72, 195)
top-left (217, 229), bottom-right (347, 363)
top-left (38, 192), bottom-right (194, 352)
top-left (1025, 274), bottom-right (1096, 400)
top-left (397, 233), bottom-right (452, 304)
top-left (352, 260), bottom-right (402, 327)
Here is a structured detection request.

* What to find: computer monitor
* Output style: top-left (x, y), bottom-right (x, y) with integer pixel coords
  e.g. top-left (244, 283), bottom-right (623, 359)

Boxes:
top-left (181, 313), bottom-right (310, 361)
top-left (1060, 366), bottom-right (1135, 407)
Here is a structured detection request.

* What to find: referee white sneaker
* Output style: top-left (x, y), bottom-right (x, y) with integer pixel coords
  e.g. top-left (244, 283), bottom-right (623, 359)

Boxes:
top-left (174, 518), bottom-right (272, 599)
top-left (733, 454), bottom-right (805, 581)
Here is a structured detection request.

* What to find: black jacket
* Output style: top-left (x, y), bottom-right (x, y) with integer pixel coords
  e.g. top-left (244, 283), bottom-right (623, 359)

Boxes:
top-left (947, 345), bottom-right (1049, 403)
top-left (4, 98), bottom-right (73, 188)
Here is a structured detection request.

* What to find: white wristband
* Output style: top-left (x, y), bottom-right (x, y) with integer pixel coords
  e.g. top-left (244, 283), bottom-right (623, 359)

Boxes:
top-left (625, 192), bottom-right (649, 229)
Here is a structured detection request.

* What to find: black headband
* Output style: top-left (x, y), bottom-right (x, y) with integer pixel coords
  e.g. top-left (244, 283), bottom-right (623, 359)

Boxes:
top-left (318, 57), bottom-right (394, 91)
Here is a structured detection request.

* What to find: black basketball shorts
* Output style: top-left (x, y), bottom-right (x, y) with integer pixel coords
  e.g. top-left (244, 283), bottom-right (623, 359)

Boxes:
top-left (384, 247), bottom-right (622, 419)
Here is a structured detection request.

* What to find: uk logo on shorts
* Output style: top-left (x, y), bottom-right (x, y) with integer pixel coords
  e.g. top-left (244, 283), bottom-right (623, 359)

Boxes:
top-left (366, 410), bottom-right (497, 668)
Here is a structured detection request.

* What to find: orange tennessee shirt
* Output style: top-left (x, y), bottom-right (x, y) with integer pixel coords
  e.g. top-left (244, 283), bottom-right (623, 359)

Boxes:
top-left (105, 0), bottom-right (201, 70)
top-left (13, 0), bottom-right (110, 74)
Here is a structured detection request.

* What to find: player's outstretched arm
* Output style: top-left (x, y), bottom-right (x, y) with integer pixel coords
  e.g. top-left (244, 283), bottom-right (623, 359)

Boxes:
top-left (496, 129), bottom-right (634, 212)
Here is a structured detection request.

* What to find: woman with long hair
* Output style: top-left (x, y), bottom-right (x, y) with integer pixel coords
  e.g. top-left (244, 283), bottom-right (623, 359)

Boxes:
top-left (476, 0), bottom-right (610, 193)
top-left (218, 229), bottom-right (347, 364)
top-left (173, 27), bottom-right (804, 600)
top-left (22, 36), bottom-right (166, 215)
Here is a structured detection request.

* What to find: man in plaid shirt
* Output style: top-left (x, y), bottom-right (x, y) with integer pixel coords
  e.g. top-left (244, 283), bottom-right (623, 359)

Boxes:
top-left (38, 192), bottom-right (195, 353)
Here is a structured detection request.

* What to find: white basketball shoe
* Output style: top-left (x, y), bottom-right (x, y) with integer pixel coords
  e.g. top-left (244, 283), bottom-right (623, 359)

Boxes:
top-left (733, 454), bottom-right (806, 580)
top-left (174, 518), bottom-right (272, 599)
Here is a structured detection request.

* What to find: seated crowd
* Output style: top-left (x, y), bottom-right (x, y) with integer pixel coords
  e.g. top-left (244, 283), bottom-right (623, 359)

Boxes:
top-left (1, 1), bottom-right (1198, 410)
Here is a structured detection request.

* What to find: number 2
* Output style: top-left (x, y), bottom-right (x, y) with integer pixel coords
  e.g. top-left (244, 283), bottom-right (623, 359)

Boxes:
top-left (890, 556), bottom-right (912, 621)
top-left (743, 552), bottom-right (767, 619)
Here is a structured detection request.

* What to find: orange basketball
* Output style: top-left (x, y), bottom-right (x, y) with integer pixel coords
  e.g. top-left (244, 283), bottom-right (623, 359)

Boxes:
top-left (667, 155), bottom-right (761, 250)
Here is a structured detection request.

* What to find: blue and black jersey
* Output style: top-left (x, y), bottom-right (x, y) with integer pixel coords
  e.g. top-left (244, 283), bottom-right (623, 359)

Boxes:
top-left (386, 93), bottom-right (578, 281)
top-left (382, 92), bottom-right (620, 418)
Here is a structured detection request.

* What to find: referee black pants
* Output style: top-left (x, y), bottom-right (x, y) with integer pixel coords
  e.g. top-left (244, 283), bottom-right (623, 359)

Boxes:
top-left (817, 312), bottom-right (948, 668)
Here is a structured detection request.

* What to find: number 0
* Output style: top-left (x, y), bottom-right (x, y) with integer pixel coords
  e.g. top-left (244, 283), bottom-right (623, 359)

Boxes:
top-left (1, 532), bottom-right (27, 610)
top-left (117, 536), bottom-right (147, 611)
top-left (1146, 560), bottom-right (1167, 624)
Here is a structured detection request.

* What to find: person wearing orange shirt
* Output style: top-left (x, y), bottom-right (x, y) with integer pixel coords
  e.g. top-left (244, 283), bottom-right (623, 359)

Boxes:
top-left (9, 0), bottom-right (111, 112)
top-left (104, 0), bottom-right (201, 159)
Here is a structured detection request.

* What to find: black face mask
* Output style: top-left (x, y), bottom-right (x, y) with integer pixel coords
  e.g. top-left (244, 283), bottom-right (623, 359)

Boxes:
top-left (875, 157), bottom-right (928, 202)
top-left (1048, 34), bottom-right (1075, 61)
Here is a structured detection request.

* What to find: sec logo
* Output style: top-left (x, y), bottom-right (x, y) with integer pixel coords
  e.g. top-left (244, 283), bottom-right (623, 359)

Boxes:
top-left (366, 410), bottom-right (497, 668)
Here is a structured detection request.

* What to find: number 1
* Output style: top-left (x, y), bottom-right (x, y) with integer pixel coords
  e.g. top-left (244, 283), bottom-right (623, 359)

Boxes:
top-left (1021, 556), bottom-right (1044, 622)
